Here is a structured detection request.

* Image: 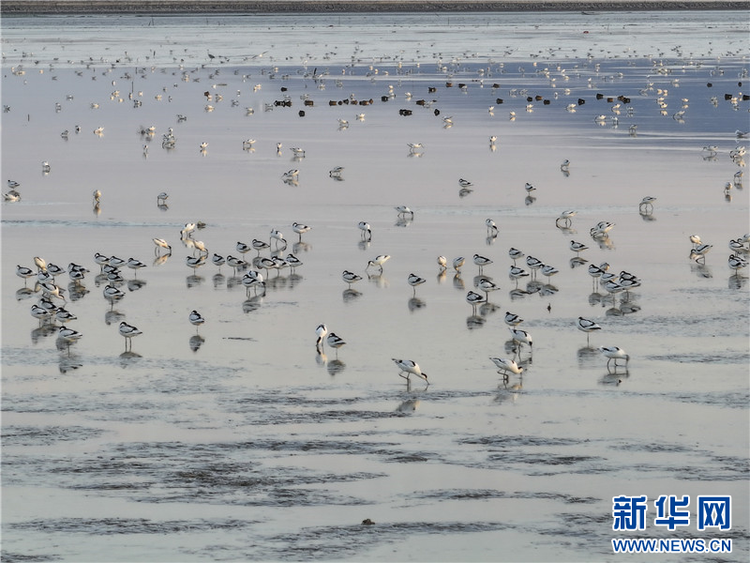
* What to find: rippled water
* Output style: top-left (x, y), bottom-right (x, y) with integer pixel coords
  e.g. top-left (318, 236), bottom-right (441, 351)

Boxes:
top-left (2, 11), bottom-right (749, 563)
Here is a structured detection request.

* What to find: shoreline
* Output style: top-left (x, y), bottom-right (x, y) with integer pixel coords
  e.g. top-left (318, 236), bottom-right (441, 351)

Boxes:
top-left (2, 0), bottom-right (749, 15)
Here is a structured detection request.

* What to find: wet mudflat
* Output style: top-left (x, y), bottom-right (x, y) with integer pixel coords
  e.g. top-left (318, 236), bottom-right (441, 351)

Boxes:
top-left (2, 11), bottom-right (749, 562)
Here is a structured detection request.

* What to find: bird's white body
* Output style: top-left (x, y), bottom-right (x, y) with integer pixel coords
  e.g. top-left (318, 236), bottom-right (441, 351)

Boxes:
top-left (509, 327), bottom-right (533, 348)
top-left (343, 270), bottom-right (362, 286)
top-left (367, 255), bottom-right (391, 271)
top-left (315, 324), bottom-right (328, 349)
top-left (395, 205), bottom-right (414, 218)
top-left (392, 358), bottom-right (428, 383)
top-left (599, 346), bottom-right (629, 368)
top-left (189, 310), bottom-right (205, 328)
top-left (490, 357), bottom-right (523, 375)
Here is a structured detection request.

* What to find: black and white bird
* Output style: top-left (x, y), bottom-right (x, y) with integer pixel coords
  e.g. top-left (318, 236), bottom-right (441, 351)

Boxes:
top-left (508, 327), bottom-right (533, 353)
top-left (119, 321), bottom-right (142, 351)
top-left (504, 311), bottom-right (524, 326)
top-left (189, 310), bottom-right (205, 332)
top-left (326, 332), bottom-right (346, 358)
top-left (490, 357), bottom-right (523, 377)
top-left (576, 316), bottom-right (602, 345)
top-left (315, 324), bottom-right (328, 351)
top-left (343, 270), bottom-right (363, 287)
top-left (598, 346), bottom-right (629, 371)
top-left (473, 254), bottom-right (493, 274)
top-left (358, 221), bottom-right (372, 241)
top-left (407, 273), bottom-right (426, 296)
top-left (392, 358), bottom-right (429, 385)
top-left (366, 255), bottom-right (391, 272)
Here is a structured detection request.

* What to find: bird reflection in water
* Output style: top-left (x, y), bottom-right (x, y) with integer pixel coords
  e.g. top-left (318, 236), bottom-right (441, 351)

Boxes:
top-left (395, 399), bottom-right (420, 413)
top-left (189, 334), bottom-right (205, 352)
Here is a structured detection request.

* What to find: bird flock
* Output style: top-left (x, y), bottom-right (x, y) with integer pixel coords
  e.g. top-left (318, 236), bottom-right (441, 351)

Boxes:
top-left (5, 26), bottom-right (748, 389)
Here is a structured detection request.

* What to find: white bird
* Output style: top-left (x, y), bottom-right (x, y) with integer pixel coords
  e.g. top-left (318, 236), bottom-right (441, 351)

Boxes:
top-left (477, 277), bottom-right (500, 300)
top-left (392, 358), bottom-right (428, 384)
top-left (525, 256), bottom-right (543, 275)
top-left (366, 254), bottom-right (391, 272)
top-left (473, 254), bottom-right (493, 274)
top-left (437, 256), bottom-right (447, 271)
top-left (509, 265), bottom-right (530, 281)
top-left (395, 205), bottom-right (414, 218)
top-left (126, 257), bottom-right (147, 276)
top-left (570, 240), bottom-right (589, 254)
top-left (508, 248), bottom-right (524, 265)
top-left (185, 255), bottom-right (206, 270)
top-left (453, 256), bottom-right (465, 272)
top-left (40, 281), bottom-right (65, 301)
top-left (577, 317), bottom-right (602, 345)
top-left (290, 147), bottom-right (305, 157)
top-left (315, 324), bottom-right (328, 350)
top-left (690, 243), bottom-right (713, 263)
top-left (490, 357), bottom-right (523, 377)
top-left (192, 240), bottom-right (208, 254)
top-left (728, 254), bottom-right (748, 271)
top-left (55, 307), bottom-right (77, 324)
top-left (103, 284), bottom-right (125, 302)
top-left (524, 182), bottom-right (536, 193)
top-left (598, 346), bottom-right (629, 370)
top-left (504, 311), bottom-right (524, 326)
top-left (407, 143), bottom-right (424, 152)
top-left (540, 264), bottom-right (559, 280)
top-left (189, 310), bottom-right (205, 332)
top-left (241, 270), bottom-right (265, 295)
top-left (407, 273), bottom-right (426, 295)
top-left (270, 229), bottom-right (287, 250)
top-left (157, 192), bottom-right (169, 204)
top-left (31, 303), bottom-right (52, 322)
top-left (588, 262), bottom-right (609, 288)
top-left (326, 332), bottom-right (346, 357)
top-left (459, 178), bottom-right (474, 188)
top-left (292, 222), bottom-right (311, 242)
top-left (466, 290), bottom-right (485, 309)
top-left (212, 253), bottom-right (225, 269)
top-left (689, 234), bottom-right (702, 248)
top-left (508, 327), bottom-right (533, 351)
top-left (639, 196), bottom-right (657, 212)
top-left (252, 239), bottom-right (270, 254)
top-left (119, 321), bottom-right (142, 351)
top-left (358, 221), bottom-right (372, 240)
top-left (342, 270), bottom-right (362, 287)
top-left (286, 253), bottom-right (303, 271)
top-left (16, 265), bottom-right (35, 284)
top-left (556, 210), bottom-right (577, 227)
top-left (58, 325), bottom-right (82, 348)
top-left (486, 218), bottom-right (498, 236)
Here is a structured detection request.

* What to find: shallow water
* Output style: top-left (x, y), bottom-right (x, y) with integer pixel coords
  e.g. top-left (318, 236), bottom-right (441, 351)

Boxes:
top-left (2, 11), bottom-right (749, 563)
